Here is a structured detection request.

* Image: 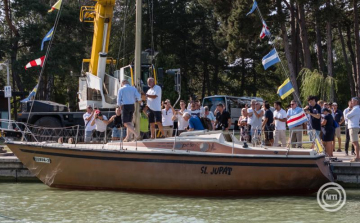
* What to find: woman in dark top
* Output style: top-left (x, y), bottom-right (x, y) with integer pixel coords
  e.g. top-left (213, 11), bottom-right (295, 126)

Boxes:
top-left (262, 103), bottom-right (274, 146)
top-left (321, 108), bottom-right (335, 157)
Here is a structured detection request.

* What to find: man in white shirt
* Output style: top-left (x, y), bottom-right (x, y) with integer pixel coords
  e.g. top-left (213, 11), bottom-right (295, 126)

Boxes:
top-left (273, 101), bottom-right (287, 147)
top-left (345, 97), bottom-right (360, 161)
top-left (91, 110), bottom-right (108, 143)
top-left (173, 100), bottom-right (189, 134)
top-left (145, 78), bottom-right (165, 138)
top-left (247, 100), bottom-right (256, 142)
top-left (83, 105), bottom-right (96, 143)
top-left (343, 100), bottom-right (355, 155)
top-left (162, 99), bottom-right (175, 137)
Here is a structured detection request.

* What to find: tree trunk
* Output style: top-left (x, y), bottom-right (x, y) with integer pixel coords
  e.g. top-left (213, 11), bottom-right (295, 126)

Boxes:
top-left (326, 0), bottom-right (334, 101)
top-left (290, 0), bottom-right (298, 74)
top-left (346, 24), bottom-right (358, 92)
top-left (314, 1), bottom-right (326, 73)
top-left (4, 0), bottom-right (24, 92)
top-left (240, 57), bottom-right (245, 96)
top-left (277, 0), bottom-right (299, 97)
top-left (354, 0), bottom-right (360, 96)
top-left (297, 2), bottom-right (312, 70)
top-left (338, 25), bottom-right (355, 97)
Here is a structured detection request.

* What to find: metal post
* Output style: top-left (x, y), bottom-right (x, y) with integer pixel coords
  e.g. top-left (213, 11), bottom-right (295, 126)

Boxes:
top-left (75, 125), bottom-right (79, 147)
top-left (172, 129), bottom-right (178, 151)
top-left (232, 129), bottom-right (235, 154)
top-left (134, 0), bottom-right (142, 137)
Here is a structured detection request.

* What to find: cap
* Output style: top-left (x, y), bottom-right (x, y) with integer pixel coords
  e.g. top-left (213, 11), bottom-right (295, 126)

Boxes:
top-left (217, 103), bottom-right (224, 107)
top-left (321, 108), bottom-right (330, 113)
top-left (332, 102), bottom-right (338, 106)
top-left (87, 105), bottom-right (92, 109)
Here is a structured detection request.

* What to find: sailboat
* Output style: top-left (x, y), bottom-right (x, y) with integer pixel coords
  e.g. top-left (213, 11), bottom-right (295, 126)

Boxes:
top-left (6, 0), bottom-right (333, 195)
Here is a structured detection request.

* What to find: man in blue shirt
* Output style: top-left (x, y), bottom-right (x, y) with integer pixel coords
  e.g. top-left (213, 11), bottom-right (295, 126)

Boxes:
top-left (183, 112), bottom-right (205, 131)
top-left (287, 100), bottom-right (304, 148)
top-left (117, 79), bottom-right (142, 141)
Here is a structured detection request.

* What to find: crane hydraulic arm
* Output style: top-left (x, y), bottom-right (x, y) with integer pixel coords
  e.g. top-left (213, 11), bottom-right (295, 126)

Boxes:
top-left (80, 0), bottom-right (115, 76)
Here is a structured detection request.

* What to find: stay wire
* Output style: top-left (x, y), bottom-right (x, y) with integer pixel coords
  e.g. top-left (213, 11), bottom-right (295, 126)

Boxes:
top-left (26, 2), bottom-right (64, 124)
top-left (254, 5), bottom-right (320, 138)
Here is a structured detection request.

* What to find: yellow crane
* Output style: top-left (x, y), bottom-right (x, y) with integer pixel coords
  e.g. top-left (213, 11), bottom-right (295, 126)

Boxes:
top-left (77, 0), bottom-right (161, 110)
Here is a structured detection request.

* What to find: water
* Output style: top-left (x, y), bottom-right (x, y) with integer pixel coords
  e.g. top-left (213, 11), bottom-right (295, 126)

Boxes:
top-left (0, 183), bottom-right (359, 223)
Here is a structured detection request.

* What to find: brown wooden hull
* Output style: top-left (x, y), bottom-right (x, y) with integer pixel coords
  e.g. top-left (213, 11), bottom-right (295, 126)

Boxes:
top-left (6, 141), bottom-right (333, 196)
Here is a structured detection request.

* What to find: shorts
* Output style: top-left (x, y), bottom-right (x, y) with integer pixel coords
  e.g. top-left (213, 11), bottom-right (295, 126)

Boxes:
top-left (148, 108), bottom-right (162, 123)
top-left (121, 104), bottom-right (135, 123)
top-left (335, 127), bottom-right (341, 138)
top-left (112, 127), bottom-right (126, 139)
top-left (350, 128), bottom-right (359, 142)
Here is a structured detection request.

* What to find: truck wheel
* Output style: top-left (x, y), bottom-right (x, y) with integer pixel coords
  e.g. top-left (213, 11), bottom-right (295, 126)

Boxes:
top-left (34, 117), bottom-right (62, 128)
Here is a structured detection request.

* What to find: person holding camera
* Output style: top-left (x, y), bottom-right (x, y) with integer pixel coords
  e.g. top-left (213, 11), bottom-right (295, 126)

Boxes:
top-left (214, 103), bottom-right (231, 131)
top-left (304, 96), bottom-right (322, 148)
top-left (91, 110), bottom-right (108, 143)
top-left (107, 106), bottom-right (124, 140)
top-left (117, 79), bottom-right (142, 142)
top-left (83, 105), bottom-right (96, 143)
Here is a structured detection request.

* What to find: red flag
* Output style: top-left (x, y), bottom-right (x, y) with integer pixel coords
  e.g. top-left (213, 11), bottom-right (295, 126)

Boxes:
top-left (25, 56), bottom-right (45, 70)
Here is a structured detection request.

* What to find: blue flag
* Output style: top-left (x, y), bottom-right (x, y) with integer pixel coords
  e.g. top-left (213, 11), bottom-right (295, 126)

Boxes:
top-left (41, 27), bottom-right (54, 51)
top-left (277, 78), bottom-right (294, 100)
top-left (262, 48), bottom-right (280, 70)
top-left (20, 84), bottom-right (38, 102)
top-left (246, 0), bottom-right (258, 16)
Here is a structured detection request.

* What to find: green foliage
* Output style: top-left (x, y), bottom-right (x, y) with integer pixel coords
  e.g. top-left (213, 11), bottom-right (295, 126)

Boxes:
top-left (298, 68), bottom-right (337, 103)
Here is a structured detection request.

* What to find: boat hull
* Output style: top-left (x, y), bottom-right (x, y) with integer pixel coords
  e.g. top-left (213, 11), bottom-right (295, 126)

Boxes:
top-left (7, 143), bottom-right (332, 195)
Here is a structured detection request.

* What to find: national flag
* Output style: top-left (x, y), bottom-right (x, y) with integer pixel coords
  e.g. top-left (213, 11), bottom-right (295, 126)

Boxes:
top-left (277, 78), bottom-right (294, 99)
top-left (287, 110), bottom-right (307, 129)
top-left (25, 56), bottom-right (45, 70)
top-left (20, 84), bottom-right (38, 102)
top-left (48, 0), bottom-right (62, 13)
top-left (41, 27), bottom-right (54, 51)
top-left (262, 48), bottom-right (280, 70)
top-left (246, 0), bottom-right (258, 16)
top-left (260, 20), bottom-right (271, 39)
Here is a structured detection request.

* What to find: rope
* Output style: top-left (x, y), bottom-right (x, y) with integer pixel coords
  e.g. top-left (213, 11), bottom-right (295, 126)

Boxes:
top-left (253, 3), bottom-right (322, 150)
top-left (26, 2), bottom-right (64, 124)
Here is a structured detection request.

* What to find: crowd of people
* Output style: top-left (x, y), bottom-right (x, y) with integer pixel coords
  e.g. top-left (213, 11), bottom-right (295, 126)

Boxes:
top-left (82, 78), bottom-right (360, 161)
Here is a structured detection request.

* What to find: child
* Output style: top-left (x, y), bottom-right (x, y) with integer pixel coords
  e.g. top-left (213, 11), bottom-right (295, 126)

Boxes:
top-left (140, 105), bottom-right (150, 139)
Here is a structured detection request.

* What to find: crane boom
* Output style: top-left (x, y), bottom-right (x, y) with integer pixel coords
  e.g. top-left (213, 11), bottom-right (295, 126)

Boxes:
top-left (81, 0), bottom-right (115, 76)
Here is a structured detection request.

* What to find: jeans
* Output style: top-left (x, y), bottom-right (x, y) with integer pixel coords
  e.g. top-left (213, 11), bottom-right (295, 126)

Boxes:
top-left (84, 131), bottom-right (93, 143)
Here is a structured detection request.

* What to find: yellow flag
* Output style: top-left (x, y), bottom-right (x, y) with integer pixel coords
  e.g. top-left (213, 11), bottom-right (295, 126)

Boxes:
top-left (315, 138), bottom-right (324, 153)
top-left (48, 0), bottom-right (62, 13)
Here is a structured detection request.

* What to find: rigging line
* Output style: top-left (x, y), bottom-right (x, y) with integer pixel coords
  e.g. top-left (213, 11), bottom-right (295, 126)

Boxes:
top-left (115, 0), bottom-right (127, 69)
top-left (26, 2), bottom-right (64, 124)
top-left (254, 5), bottom-right (321, 136)
top-left (254, 6), bottom-right (303, 106)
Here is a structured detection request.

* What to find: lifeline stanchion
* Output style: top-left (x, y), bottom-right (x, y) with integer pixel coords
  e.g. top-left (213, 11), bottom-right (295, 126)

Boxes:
top-left (172, 129), bottom-right (178, 152)
top-left (232, 129), bottom-right (235, 154)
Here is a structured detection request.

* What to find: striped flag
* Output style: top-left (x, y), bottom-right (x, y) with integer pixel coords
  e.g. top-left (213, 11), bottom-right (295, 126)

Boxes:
top-left (287, 110), bottom-right (307, 129)
top-left (262, 48), bottom-right (280, 70)
top-left (25, 56), bottom-right (45, 70)
top-left (48, 0), bottom-right (62, 13)
top-left (260, 20), bottom-right (271, 39)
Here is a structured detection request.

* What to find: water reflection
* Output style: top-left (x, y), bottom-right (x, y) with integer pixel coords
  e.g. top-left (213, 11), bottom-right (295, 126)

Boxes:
top-left (0, 183), bottom-right (359, 222)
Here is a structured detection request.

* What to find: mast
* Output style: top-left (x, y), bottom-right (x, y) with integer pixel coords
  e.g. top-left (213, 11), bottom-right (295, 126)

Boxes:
top-left (134, 0), bottom-right (142, 136)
